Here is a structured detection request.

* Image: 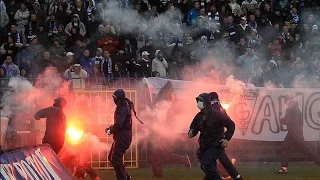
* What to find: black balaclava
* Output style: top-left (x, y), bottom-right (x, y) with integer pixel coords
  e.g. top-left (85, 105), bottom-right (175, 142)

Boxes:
top-left (113, 89), bottom-right (126, 106)
top-left (112, 89), bottom-right (144, 124)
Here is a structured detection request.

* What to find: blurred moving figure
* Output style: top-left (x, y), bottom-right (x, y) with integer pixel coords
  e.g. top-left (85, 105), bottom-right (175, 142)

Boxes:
top-left (151, 81), bottom-right (191, 178)
top-left (278, 94), bottom-right (320, 173)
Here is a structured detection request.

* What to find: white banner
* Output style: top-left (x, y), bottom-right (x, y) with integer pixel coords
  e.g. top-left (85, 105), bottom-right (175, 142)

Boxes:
top-left (143, 77), bottom-right (320, 141)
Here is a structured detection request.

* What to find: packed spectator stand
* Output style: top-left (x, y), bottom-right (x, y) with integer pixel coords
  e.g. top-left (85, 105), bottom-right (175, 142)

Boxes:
top-left (0, 0), bottom-right (320, 89)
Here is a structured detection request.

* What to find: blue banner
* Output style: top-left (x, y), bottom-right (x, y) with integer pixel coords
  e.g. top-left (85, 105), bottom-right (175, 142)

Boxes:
top-left (0, 144), bottom-right (73, 180)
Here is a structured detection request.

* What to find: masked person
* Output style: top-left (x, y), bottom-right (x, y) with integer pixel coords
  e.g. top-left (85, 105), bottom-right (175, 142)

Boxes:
top-left (34, 97), bottom-right (67, 155)
top-left (278, 94), bottom-right (320, 173)
top-left (151, 81), bottom-right (191, 177)
top-left (196, 92), bottom-right (237, 180)
top-left (188, 93), bottom-right (243, 180)
top-left (105, 89), bottom-right (136, 180)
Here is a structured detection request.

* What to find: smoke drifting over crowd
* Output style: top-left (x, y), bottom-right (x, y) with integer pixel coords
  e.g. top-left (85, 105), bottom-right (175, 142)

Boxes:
top-left (1, 1), bottom-right (320, 172)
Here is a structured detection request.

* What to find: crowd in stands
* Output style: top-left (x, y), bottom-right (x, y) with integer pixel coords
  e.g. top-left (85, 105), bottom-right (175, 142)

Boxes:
top-left (0, 0), bottom-right (320, 88)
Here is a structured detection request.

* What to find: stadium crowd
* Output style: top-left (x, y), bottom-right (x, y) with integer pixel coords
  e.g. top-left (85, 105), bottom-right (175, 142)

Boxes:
top-left (0, 0), bottom-right (320, 88)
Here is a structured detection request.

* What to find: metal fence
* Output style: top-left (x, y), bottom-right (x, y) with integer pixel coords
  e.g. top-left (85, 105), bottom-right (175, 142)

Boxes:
top-left (72, 89), bottom-right (139, 169)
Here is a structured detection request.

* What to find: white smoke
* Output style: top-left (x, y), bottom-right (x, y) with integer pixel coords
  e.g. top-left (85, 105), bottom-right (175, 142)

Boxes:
top-left (0, 77), bottom-right (34, 118)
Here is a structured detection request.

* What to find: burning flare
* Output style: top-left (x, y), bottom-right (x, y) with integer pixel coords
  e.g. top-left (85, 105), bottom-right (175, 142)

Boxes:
top-left (221, 103), bottom-right (230, 110)
top-left (66, 127), bottom-right (84, 144)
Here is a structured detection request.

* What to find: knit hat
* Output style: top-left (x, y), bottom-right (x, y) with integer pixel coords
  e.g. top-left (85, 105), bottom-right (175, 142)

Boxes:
top-left (155, 50), bottom-right (161, 57)
top-left (269, 60), bottom-right (278, 67)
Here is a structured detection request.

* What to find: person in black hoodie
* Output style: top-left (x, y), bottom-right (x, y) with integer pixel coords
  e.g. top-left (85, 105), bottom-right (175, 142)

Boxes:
top-left (196, 92), bottom-right (237, 180)
top-left (105, 89), bottom-right (136, 180)
top-left (188, 93), bottom-right (243, 180)
top-left (278, 94), bottom-right (320, 173)
top-left (34, 97), bottom-right (67, 154)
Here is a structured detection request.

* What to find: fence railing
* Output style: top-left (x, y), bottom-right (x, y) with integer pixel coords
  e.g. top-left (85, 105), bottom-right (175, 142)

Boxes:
top-left (1, 73), bottom-right (320, 92)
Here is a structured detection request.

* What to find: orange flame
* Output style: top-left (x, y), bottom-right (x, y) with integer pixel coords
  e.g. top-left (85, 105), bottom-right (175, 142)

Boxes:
top-left (66, 126), bottom-right (84, 144)
top-left (222, 103), bottom-right (230, 110)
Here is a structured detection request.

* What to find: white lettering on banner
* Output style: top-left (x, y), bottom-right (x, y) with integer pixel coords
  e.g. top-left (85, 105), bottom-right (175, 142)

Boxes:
top-left (26, 156), bottom-right (51, 180)
top-left (0, 164), bottom-right (16, 180)
top-left (21, 160), bottom-right (40, 180)
top-left (144, 78), bottom-right (320, 141)
top-left (0, 148), bottom-right (61, 180)
top-left (13, 162), bottom-right (28, 179)
top-left (34, 148), bottom-right (61, 180)
top-left (250, 95), bottom-right (280, 134)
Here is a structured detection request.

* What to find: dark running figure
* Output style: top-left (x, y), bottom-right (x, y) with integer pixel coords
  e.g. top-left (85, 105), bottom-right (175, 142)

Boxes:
top-left (196, 92), bottom-right (236, 180)
top-left (151, 81), bottom-right (191, 177)
top-left (34, 97), bottom-right (67, 155)
top-left (278, 94), bottom-right (320, 173)
top-left (189, 93), bottom-right (243, 180)
top-left (106, 89), bottom-right (138, 180)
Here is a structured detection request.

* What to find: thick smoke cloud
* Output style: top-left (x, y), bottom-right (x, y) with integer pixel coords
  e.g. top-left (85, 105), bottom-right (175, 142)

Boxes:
top-left (1, 0), bottom-right (320, 169)
top-left (0, 68), bottom-right (108, 160)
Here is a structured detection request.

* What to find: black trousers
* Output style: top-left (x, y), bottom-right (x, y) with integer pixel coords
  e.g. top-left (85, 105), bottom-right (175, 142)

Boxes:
top-left (197, 148), bottom-right (233, 179)
top-left (108, 138), bottom-right (131, 180)
top-left (281, 132), bottom-right (320, 167)
top-left (200, 147), bottom-right (239, 180)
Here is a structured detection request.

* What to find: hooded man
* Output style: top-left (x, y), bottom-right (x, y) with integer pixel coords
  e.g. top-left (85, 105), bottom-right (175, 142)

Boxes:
top-left (278, 94), bottom-right (320, 173)
top-left (34, 97), bottom-right (67, 154)
top-left (152, 50), bottom-right (168, 78)
top-left (196, 92), bottom-right (236, 180)
top-left (106, 89), bottom-right (135, 180)
top-left (65, 14), bottom-right (86, 37)
top-left (188, 93), bottom-right (243, 180)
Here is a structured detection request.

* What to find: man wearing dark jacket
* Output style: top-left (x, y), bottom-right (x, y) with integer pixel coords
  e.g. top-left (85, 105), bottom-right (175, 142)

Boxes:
top-left (188, 93), bottom-right (243, 180)
top-left (278, 94), bottom-right (320, 173)
top-left (106, 89), bottom-right (133, 180)
top-left (34, 97), bottom-right (67, 154)
top-left (196, 92), bottom-right (237, 180)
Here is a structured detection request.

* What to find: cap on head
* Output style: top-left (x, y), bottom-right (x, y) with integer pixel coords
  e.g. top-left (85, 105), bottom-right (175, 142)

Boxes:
top-left (113, 89), bottom-right (126, 100)
top-left (66, 52), bottom-right (74, 57)
top-left (142, 51), bottom-right (150, 56)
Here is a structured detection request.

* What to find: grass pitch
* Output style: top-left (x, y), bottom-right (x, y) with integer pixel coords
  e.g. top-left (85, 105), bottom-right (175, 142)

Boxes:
top-left (94, 164), bottom-right (320, 180)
